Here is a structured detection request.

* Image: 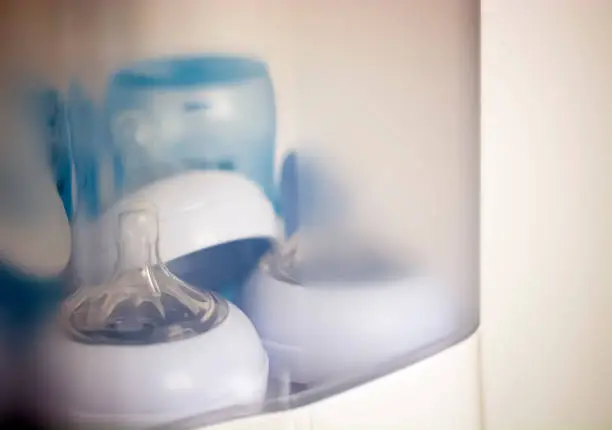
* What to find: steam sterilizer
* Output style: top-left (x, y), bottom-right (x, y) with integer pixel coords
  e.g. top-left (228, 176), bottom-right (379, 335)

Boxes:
top-left (2, 0), bottom-right (480, 429)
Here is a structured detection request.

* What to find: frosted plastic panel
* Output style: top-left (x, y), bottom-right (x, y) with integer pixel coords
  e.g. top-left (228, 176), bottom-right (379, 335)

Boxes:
top-left (22, 1), bottom-right (479, 428)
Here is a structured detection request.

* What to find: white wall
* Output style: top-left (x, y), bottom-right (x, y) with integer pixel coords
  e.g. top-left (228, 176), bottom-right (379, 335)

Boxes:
top-left (481, 1), bottom-right (612, 429)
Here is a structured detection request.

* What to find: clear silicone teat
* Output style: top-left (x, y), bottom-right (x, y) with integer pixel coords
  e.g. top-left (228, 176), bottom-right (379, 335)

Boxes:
top-left (61, 203), bottom-right (228, 345)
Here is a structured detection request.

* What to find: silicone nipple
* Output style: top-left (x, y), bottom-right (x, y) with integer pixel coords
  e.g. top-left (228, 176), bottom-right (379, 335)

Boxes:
top-left (62, 203), bottom-right (228, 345)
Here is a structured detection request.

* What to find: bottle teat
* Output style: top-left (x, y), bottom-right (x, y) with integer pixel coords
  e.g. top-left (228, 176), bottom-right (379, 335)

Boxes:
top-left (62, 202), bottom-right (228, 345)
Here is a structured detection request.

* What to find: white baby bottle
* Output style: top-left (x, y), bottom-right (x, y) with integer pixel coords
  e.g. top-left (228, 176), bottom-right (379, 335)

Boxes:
top-left (35, 200), bottom-right (269, 428)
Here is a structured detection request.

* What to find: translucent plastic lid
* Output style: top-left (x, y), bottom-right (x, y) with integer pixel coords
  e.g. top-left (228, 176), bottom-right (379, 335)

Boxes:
top-left (29, 1), bottom-right (479, 428)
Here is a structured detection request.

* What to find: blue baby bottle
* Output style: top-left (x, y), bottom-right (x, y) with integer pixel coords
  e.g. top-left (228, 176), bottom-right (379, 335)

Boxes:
top-left (106, 55), bottom-right (277, 204)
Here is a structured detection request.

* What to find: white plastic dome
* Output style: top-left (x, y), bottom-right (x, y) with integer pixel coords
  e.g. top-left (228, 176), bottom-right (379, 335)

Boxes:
top-left (245, 276), bottom-right (459, 386)
top-left (73, 170), bottom-right (277, 286)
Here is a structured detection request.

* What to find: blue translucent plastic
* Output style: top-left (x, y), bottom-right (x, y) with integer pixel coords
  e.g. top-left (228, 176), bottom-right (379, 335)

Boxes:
top-left (280, 151), bottom-right (299, 237)
top-left (106, 55), bottom-right (277, 204)
top-left (66, 83), bottom-right (112, 218)
top-left (0, 263), bottom-right (67, 349)
top-left (280, 151), bottom-right (348, 235)
top-left (29, 88), bottom-right (73, 219)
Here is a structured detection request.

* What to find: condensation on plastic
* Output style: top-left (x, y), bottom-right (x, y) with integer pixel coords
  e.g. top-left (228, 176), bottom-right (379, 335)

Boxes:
top-left (10, 0), bottom-right (479, 428)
